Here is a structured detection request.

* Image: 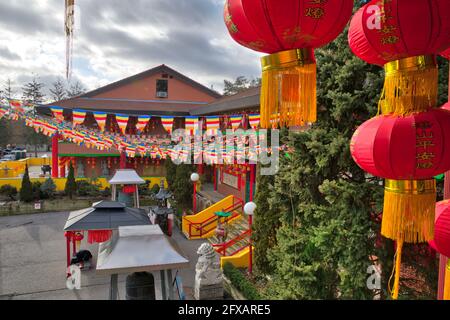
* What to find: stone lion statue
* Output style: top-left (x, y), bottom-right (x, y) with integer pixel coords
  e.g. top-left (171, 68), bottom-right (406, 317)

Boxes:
top-left (195, 243), bottom-right (223, 284)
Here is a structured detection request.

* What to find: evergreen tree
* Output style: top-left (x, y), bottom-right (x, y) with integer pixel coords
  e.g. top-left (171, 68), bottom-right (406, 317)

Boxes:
top-left (438, 56), bottom-right (449, 106)
top-left (22, 76), bottom-right (46, 104)
top-left (252, 165), bottom-right (277, 274)
top-left (165, 157), bottom-right (177, 191)
top-left (223, 76), bottom-right (261, 96)
top-left (20, 166), bottom-right (34, 203)
top-left (2, 78), bottom-right (14, 101)
top-left (173, 164), bottom-right (194, 211)
top-left (65, 163), bottom-right (77, 199)
top-left (67, 81), bottom-right (86, 98)
top-left (49, 78), bottom-right (67, 102)
top-left (265, 19), bottom-right (390, 299)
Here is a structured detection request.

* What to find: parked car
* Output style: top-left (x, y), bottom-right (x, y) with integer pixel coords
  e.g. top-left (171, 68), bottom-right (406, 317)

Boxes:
top-left (0, 154), bottom-right (16, 162)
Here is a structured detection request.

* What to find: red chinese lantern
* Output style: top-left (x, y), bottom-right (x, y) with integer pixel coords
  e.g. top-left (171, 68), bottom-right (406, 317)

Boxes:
top-left (429, 200), bottom-right (450, 300)
top-left (123, 185), bottom-right (136, 194)
top-left (88, 230), bottom-right (112, 244)
top-left (351, 109), bottom-right (450, 180)
top-left (73, 232), bottom-right (84, 251)
top-left (224, 0), bottom-right (354, 128)
top-left (349, 0), bottom-right (450, 116)
top-left (348, 0), bottom-right (450, 299)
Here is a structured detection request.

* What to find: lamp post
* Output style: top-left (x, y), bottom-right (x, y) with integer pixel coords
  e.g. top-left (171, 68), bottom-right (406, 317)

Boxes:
top-left (190, 173), bottom-right (200, 214)
top-left (244, 201), bottom-right (256, 274)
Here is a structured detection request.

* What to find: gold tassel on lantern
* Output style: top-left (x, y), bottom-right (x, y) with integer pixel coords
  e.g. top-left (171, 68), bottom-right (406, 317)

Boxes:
top-left (444, 260), bottom-right (450, 300)
top-left (260, 48), bottom-right (316, 128)
top-left (383, 179), bottom-right (436, 300)
top-left (379, 55), bottom-right (438, 116)
top-left (382, 179), bottom-right (436, 244)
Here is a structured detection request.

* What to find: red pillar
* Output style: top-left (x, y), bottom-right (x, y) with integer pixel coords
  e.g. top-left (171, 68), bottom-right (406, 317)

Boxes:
top-left (65, 232), bottom-right (71, 275)
top-left (120, 152), bottom-right (126, 169)
top-left (59, 162), bottom-right (66, 178)
top-left (193, 182), bottom-right (197, 214)
top-left (52, 134), bottom-right (59, 178)
top-left (438, 65), bottom-right (450, 300)
top-left (249, 214), bottom-right (253, 274)
top-left (72, 234), bottom-right (76, 255)
top-left (249, 164), bottom-right (256, 202)
top-left (213, 165), bottom-right (217, 191)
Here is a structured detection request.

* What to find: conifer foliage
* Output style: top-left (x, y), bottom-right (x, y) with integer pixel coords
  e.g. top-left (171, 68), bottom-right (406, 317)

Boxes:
top-left (20, 165), bottom-right (34, 203)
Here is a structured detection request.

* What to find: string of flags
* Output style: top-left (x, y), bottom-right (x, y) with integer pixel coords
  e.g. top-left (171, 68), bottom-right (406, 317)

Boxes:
top-left (0, 103), bottom-right (289, 161)
top-left (2, 98), bottom-right (262, 136)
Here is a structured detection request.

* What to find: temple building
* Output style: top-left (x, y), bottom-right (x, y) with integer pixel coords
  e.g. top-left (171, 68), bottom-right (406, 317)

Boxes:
top-left (38, 65), bottom-right (260, 208)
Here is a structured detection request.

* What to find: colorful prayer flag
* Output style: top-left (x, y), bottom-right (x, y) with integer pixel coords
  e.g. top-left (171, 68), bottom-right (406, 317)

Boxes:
top-left (185, 116), bottom-right (199, 135)
top-left (249, 114), bottom-right (260, 130)
top-left (161, 116), bottom-right (174, 135)
top-left (116, 114), bottom-right (129, 135)
top-left (73, 109), bottom-right (87, 126)
top-left (51, 106), bottom-right (65, 122)
top-left (93, 112), bottom-right (107, 132)
top-left (136, 115), bottom-right (151, 133)
top-left (206, 116), bottom-right (220, 135)
top-left (230, 115), bottom-right (243, 131)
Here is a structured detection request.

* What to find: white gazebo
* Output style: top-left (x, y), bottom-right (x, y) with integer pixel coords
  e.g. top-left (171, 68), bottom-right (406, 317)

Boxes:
top-left (96, 225), bottom-right (190, 300)
top-left (109, 169), bottom-right (146, 208)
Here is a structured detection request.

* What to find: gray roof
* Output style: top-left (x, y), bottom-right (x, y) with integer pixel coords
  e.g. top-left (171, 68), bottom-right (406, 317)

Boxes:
top-left (109, 169), bottom-right (146, 185)
top-left (64, 201), bottom-right (150, 231)
top-left (96, 225), bottom-right (190, 275)
top-left (190, 86), bottom-right (260, 115)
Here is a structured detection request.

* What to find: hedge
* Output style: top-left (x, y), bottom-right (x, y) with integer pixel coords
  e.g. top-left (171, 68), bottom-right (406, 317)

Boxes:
top-left (223, 263), bottom-right (261, 300)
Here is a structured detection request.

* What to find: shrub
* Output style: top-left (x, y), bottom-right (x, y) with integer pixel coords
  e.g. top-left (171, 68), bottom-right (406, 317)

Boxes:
top-left (65, 163), bottom-right (77, 199)
top-left (32, 181), bottom-right (44, 200)
top-left (165, 158), bottom-right (177, 191)
top-left (0, 185), bottom-right (18, 201)
top-left (138, 180), bottom-right (151, 196)
top-left (223, 263), bottom-right (261, 300)
top-left (20, 166), bottom-right (34, 203)
top-left (76, 180), bottom-right (101, 197)
top-left (151, 183), bottom-right (160, 194)
top-left (40, 178), bottom-right (57, 199)
top-left (101, 187), bottom-right (111, 198)
top-left (173, 164), bottom-right (194, 210)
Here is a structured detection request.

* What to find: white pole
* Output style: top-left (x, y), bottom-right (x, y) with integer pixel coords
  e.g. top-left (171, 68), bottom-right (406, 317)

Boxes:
top-left (136, 186), bottom-right (140, 208)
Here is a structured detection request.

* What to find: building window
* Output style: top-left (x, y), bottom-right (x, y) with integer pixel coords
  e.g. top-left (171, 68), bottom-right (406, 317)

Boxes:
top-left (156, 79), bottom-right (168, 98)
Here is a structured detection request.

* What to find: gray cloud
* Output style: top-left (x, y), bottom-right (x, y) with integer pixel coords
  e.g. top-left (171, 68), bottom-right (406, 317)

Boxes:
top-left (0, 0), bottom-right (262, 99)
top-left (0, 46), bottom-right (20, 61)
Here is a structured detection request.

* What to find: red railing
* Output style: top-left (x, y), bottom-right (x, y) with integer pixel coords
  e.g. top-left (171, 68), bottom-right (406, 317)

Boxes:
top-left (186, 197), bottom-right (243, 238)
top-left (212, 229), bottom-right (251, 256)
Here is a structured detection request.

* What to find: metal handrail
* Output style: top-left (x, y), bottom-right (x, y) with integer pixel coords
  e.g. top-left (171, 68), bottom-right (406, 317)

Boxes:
top-left (186, 197), bottom-right (244, 237)
top-left (213, 229), bottom-right (251, 256)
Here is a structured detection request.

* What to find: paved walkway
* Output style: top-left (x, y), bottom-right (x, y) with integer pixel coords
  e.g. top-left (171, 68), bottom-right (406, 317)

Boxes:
top-left (0, 211), bottom-right (206, 300)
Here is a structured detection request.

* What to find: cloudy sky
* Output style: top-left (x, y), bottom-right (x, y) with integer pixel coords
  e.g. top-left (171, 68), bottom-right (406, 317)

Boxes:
top-left (0, 0), bottom-right (262, 100)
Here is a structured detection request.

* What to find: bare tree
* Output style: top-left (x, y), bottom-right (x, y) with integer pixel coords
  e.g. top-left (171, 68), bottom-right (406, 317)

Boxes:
top-left (49, 78), bottom-right (67, 102)
top-left (67, 80), bottom-right (86, 98)
top-left (22, 76), bottom-right (46, 104)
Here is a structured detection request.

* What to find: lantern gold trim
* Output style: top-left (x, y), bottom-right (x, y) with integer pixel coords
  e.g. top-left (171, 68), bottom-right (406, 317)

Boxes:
top-left (260, 48), bottom-right (316, 128)
top-left (382, 179), bottom-right (436, 244)
top-left (379, 55), bottom-right (438, 116)
top-left (445, 260), bottom-right (450, 300)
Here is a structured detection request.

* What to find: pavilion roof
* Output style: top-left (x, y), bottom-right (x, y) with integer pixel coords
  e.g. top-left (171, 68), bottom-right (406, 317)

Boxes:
top-left (109, 169), bottom-right (146, 185)
top-left (64, 201), bottom-right (150, 231)
top-left (96, 225), bottom-right (190, 275)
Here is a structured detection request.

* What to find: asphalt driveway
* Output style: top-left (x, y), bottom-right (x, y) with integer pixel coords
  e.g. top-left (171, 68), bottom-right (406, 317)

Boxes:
top-left (0, 211), bottom-right (205, 300)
